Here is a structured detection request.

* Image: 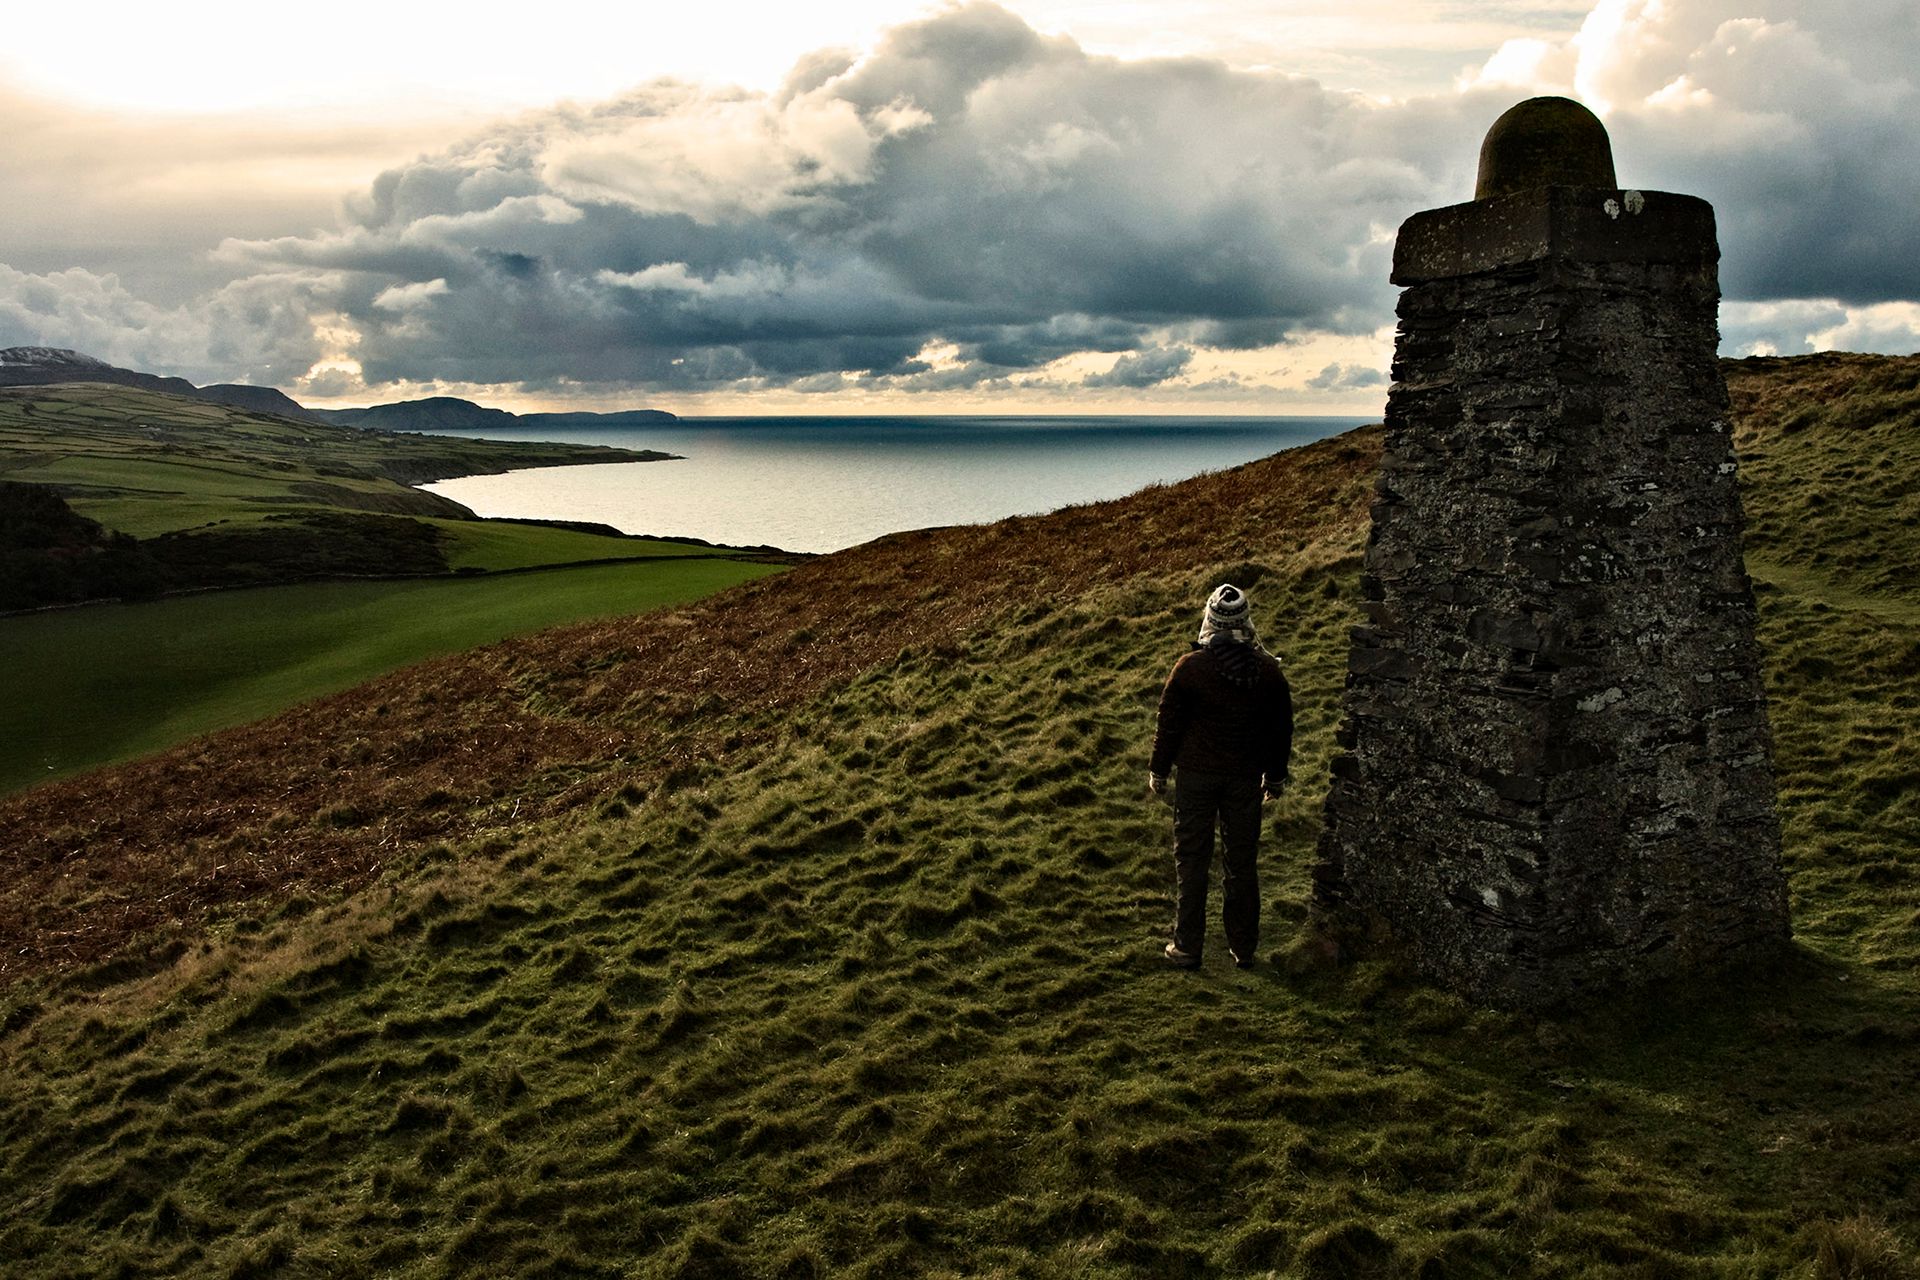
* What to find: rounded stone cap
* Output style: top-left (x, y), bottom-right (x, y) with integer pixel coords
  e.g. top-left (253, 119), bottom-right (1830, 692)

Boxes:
top-left (1475, 96), bottom-right (1616, 199)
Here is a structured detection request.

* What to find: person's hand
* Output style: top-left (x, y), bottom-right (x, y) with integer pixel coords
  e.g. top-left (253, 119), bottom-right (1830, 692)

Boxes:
top-left (1148, 771), bottom-right (1173, 805)
top-left (1263, 774), bottom-right (1291, 805)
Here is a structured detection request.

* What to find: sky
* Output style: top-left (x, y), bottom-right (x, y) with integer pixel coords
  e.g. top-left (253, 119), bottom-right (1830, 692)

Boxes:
top-left (1, 0), bottom-right (1916, 413)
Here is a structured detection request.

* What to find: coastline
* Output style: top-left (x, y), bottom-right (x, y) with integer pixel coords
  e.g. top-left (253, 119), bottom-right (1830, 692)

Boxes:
top-left (417, 413), bottom-right (1375, 555)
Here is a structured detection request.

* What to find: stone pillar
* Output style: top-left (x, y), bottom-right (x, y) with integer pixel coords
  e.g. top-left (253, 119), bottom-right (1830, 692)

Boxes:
top-left (1313, 97), bottom-right (1790, 1010)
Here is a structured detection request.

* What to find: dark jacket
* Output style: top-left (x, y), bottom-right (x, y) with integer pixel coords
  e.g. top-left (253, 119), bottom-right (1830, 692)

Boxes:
top-left (1150, 642), bottom-right (1293, 783)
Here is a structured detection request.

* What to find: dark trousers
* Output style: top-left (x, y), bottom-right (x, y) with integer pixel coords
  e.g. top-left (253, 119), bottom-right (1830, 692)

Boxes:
top-left (1171, 768), bottom-right (1263, 959)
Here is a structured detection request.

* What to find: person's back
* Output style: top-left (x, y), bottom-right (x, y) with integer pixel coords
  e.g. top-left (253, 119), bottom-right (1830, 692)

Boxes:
top-left (1151, 640), bottom-right (1291, 783)
top-left (1148, 584), bottom-right (1293, 969)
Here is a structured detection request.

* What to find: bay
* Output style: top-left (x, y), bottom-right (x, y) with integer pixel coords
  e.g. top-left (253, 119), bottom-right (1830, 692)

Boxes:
top-left (420, 415), bottom-right (1373, 554)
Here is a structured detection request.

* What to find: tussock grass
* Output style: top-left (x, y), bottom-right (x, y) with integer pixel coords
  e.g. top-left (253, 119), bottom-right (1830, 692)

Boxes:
top-left (1729, 352), bottom-right (1920, 606)
top-left (1, 357), bottom-right (1917, 1276)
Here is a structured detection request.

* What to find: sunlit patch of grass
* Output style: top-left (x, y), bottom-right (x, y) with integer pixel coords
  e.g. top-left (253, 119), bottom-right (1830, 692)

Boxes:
top-left (430, 518), bottom-right (730, 572)
top-left (0, 558), bottom-right (783, 793)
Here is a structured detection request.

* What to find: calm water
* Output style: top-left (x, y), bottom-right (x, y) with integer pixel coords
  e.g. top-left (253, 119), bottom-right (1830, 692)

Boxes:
top-left (421, 415), bottom-right (1372, 554)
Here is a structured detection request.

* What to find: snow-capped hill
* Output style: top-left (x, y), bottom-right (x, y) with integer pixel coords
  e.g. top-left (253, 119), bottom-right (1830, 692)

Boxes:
top-left (0, 346), bottom-right (113, 370)
top-left (0, 346), bottom-right (197, 397)
top-left (0, 347), bottom-right (322, 421)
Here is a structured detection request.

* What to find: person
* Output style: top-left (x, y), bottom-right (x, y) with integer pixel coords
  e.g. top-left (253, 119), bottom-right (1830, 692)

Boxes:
top-left (1148, 583), bottom-right (1294, 969)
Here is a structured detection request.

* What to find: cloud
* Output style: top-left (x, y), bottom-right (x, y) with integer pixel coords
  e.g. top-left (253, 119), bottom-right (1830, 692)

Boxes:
top-left (0, 83), bottom-right (464, 308)
top-left (1810, 302), bottom-right (1920, 356)
top-left (1722, 299), bottom-right (1920, 357)
top-left (202, 3), bottom-right (1451, 398)
top-left (372, 278), bottom-right (450, 311)
top-left (298, 365), bottom-right (364, 398)
top-left (1306, 362), bottom-right (1388, 391)
top-left (1085, 345), bottom-right (1194, 388)
top-left (0, 263), bottom-right (326, 385)
top-left (1463, 1), bottom-right (1920, 306)
top-left (1, 1), bottom-right (1915, 404)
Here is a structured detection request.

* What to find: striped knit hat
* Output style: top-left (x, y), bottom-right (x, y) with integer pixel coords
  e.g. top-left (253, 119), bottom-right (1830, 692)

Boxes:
top-left (1198, 583), bottom-right (1255, 644)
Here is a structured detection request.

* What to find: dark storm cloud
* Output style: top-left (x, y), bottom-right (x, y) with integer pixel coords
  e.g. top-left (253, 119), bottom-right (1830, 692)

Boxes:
top-left (213, 3), bottom-right (1454, 395)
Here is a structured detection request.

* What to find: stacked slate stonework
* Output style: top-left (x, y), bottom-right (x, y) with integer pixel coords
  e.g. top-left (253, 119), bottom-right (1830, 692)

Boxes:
top-left (1313, 97), bottom-right (1790, 1009)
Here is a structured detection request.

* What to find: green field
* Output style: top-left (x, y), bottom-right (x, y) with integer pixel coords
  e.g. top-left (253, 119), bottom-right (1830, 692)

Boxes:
top-left (0, 355), bottom-right (1916, 1277)
top-left (429, 519), bottom-right (726, 572)
top-left (0, 382), bottom-right (671, 539)
top-left (0, 382), bottom-right (693, 604)
top-left (0, 557), bottom-right (781, 793)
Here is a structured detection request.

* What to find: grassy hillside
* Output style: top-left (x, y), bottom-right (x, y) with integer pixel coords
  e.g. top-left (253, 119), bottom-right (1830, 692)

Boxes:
top-left (0, 382), bottom-right (673, 539)
top-left (0, 382), bottom-right (691, 603)
top-left (0, 381), bottom-right (768, 788)
top-left (0, 355), bottom-right (1915, 1277)
top-left (0, 557), bottom-right (784, 794)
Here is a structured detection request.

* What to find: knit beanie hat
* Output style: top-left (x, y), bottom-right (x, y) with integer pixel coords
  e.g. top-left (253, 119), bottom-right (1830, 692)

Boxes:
top-left (1198, 583), bottom-right (1255, 644)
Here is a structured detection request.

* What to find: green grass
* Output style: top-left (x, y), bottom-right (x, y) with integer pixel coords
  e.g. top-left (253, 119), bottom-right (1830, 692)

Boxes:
top-left (1729, 353), bottom-right (1920, 608)
top-left (12, 453), bottom-right (321, 506)
top-left (0, 557), bottom-right (781, 793)
top-left (6, 545), bottom-right (1914, 1277)
top-left (430, 520), bottom-right (727, 572)
top-left (0, 356), bottom-right (1916, 1277)
top-left (0, 381), bottom-right (676, 570)
top-left (0, 386), bottom-right (420, 537)
top-left (49, 496), bottom-right (285, 539)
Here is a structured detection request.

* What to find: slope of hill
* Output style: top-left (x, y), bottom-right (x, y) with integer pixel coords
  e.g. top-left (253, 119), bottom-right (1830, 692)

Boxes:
top-left (0, 347), bottom-right (680, 435)
top-left (0, 383), bottom-right (773, 791)
top-left (194, 382), bottom-right (317, 419)
top-left (0, 355), bottom-right (1915, 1276)
top-left (0, 382), bottom-right (685, 604)
top-left (0, 346), bottom-right (324, 423)
top-left (316, 395), bottom-right (523, 432)
top-left (0, 382), bottom-right (676, 535)
top-left (0, 556), bottom-right (788, 795)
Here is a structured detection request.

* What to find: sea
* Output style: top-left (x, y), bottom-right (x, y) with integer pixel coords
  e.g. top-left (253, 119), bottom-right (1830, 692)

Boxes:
top-left (419, 415), bottom-right (1375, 555)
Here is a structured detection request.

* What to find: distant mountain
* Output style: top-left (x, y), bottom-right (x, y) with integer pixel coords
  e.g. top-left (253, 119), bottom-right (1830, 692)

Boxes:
top-left (316, 397), bottom-right (678, 432)
top-left (314, 396), bottom-right (521, 432)
top-left (195, 383), bottom-right (316, 419)
top-left (0, 347), bottom-right (325, 423)
top-left (0, 348), bottom-right (678, 434)
top-left (0, 346), bottom-right (198, 398)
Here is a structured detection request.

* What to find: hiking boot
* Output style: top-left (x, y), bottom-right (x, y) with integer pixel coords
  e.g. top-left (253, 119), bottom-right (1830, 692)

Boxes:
top-left (1163, 942), bottom-right (1201, 969)
top-left (1231, 951), bottom-right (1256, 970)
